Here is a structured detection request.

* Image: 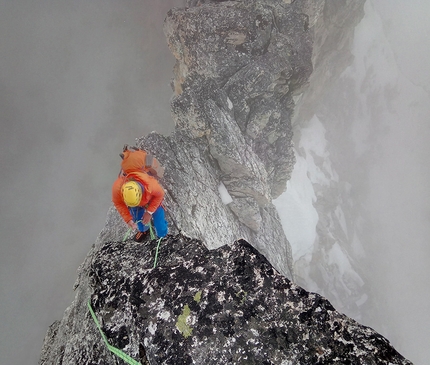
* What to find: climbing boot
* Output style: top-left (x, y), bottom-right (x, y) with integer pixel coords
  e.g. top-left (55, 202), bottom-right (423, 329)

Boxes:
top-left (133, 231), bottom-right (149, 243)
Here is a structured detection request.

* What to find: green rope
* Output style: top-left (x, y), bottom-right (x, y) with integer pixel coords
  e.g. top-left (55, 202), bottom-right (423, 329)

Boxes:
top-left (123, 227), bottom-right (132, 241)
top-left (153, 238), bottom-right (163, 268)
top-left (148, 222), bottom-right (156, 240)
top-left (123, 219), bottom-right (143, 242)
top-left (87, 300), bottom-right (141, 365)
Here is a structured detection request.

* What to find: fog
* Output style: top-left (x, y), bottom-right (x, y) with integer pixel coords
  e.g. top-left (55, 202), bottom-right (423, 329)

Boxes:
top-left (281, 2), bottom-right (430, 363)
top-left (355, 1), bottom-right (430, 363)
top-left (0, 1), bottom-right (184, 364)
top-left (0, 1), bottom-right (428, 364)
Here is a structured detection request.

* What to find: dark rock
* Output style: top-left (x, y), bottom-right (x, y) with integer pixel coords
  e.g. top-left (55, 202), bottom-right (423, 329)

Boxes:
top-left (41, 234), bottom-right (412, 364)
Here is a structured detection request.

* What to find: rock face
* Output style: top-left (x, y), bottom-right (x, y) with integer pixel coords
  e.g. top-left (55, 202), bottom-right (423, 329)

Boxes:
top-left (142, 0), bottom-right (323, 279)
top-left (40, 234), bottom-right (412, 365)
top-left (39, 0), bottom-right (413, 364)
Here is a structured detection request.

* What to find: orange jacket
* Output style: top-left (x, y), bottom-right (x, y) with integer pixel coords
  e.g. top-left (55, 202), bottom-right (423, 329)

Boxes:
top-left (112, 171), bottom-right (165, 223)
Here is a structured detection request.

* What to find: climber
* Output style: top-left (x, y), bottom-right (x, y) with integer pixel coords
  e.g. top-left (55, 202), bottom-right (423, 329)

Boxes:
top-left (112, 146), bottom-right (168, 242)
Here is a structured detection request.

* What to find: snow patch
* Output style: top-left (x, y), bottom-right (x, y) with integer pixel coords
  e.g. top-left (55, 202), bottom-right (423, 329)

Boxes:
top-left (299, 115), bottom-right (338, 185)
top-left (327, 243), bottom-right (364, 288)
top-left (274, 151), bottom-right (319, 261)
top-left (300, 115), bottom-right (328, 156)
top-left (218, 182), bottom-right (233, 204)
top-left (275, 115), bottom-right (339, 262)
top-left (335, 206), bottom-right (348, 237)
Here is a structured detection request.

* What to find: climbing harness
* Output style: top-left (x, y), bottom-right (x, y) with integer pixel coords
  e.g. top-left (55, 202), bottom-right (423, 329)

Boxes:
top-left (87, 300), bottom-right (141, 365)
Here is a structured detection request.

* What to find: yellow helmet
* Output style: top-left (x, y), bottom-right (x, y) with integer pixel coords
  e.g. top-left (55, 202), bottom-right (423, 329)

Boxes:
top-left (121, 181), bottom-right (142, 207)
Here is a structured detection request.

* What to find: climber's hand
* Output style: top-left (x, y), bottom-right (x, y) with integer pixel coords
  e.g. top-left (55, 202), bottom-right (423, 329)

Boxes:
top-left (142, 211), bottom-right (152, 225)
top-left (127, 220), bottom-right (137, 230)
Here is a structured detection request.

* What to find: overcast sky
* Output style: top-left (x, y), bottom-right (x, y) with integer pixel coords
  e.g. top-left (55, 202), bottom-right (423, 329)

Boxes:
top-left (0, 1), bottom-right (428, 365)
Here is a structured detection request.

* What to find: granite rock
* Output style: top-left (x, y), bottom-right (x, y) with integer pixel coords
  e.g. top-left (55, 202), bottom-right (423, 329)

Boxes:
top-left (40, 234), bottom-right (413, 364)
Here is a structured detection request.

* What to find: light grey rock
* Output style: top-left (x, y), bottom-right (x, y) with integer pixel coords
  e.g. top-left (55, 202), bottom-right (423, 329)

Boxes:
top-left (165, 0), bottom-right (315, 200)
top-left (228, 197), bottom-right (262, 231)
top-left (139, 0), bottom-right (330, 278)
top-left (154, 0), bottom-right (328, 276)
top-left (136, 131), bottom-right (293, 279)
top-left (205, 97), bottom-right (270, 205)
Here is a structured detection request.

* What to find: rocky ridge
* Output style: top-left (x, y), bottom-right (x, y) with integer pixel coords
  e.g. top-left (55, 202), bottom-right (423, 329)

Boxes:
top-left (39, 0), bottom-right (413, 364)
top-left (40, 234), bottom-right (412, 364)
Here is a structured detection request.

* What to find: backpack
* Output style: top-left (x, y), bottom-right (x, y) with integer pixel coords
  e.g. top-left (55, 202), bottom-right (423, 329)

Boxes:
top-left (120, 145), bottom-right (165, 178)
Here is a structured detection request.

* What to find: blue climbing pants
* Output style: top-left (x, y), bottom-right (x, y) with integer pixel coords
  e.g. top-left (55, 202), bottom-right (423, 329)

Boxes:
top-left (128, 205), bottom-right (168, 238)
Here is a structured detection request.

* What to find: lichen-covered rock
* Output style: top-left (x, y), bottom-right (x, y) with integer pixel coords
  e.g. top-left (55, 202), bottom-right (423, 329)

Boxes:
top-left (40, 234), bottom-right (413, 364)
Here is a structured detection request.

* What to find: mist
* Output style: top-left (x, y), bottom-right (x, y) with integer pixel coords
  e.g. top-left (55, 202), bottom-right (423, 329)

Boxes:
top-left (321, 2), bottom-right (430, 363)
top-left (0, 1), bottom-right (184, 364)
top-left (276, 1), bottom-right (430, 363)
top-left (1, 1), bottom-right (429, 365)
top-left (356, 1), bottom-right (430, 362)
